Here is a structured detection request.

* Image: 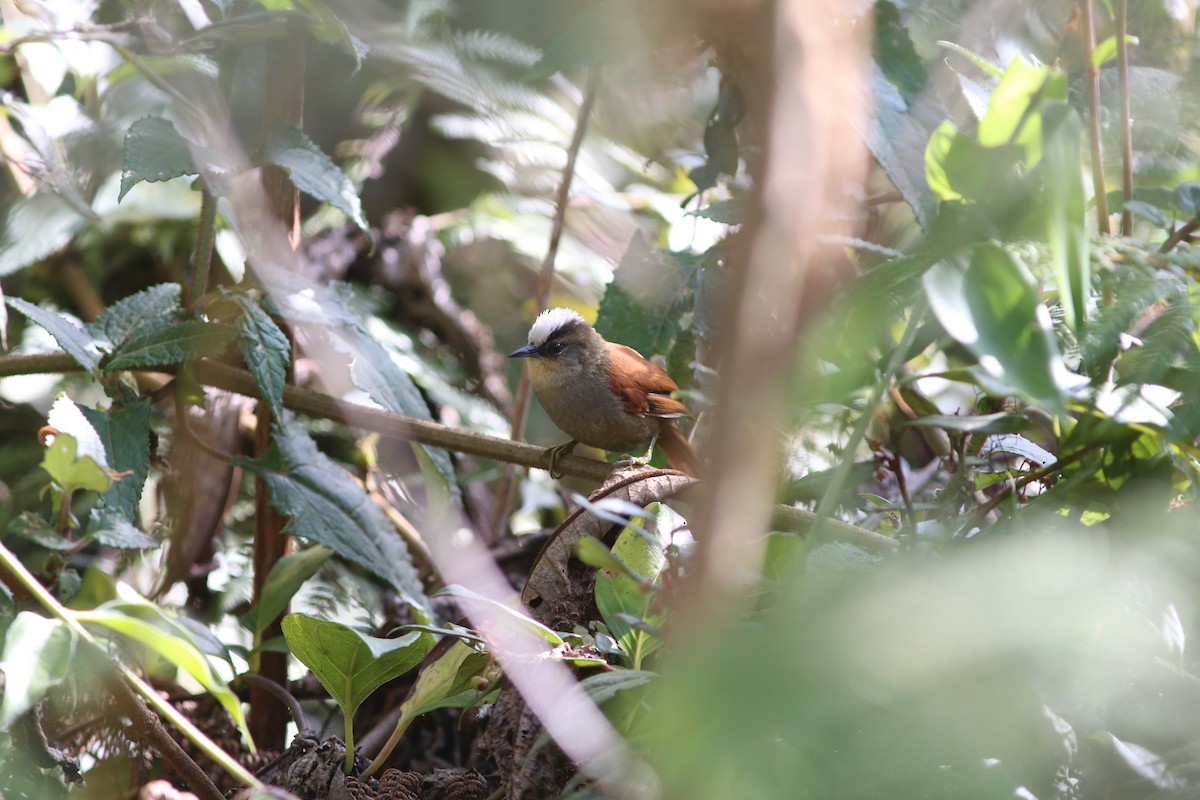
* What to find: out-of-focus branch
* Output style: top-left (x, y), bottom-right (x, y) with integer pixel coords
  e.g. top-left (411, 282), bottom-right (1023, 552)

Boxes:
top-left (691, 1), bottom-right (871, 612)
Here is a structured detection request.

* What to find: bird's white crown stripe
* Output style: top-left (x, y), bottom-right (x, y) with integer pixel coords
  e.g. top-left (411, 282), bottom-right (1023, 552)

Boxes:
top-left (528, 307), bottom-right (585, 346)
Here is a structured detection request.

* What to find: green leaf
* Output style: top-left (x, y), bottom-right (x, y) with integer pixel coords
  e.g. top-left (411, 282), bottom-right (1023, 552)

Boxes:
top-left (595, 233), bottom-right (687, 357)
top-left (75, 601), bottom-right (251, 745)
top-left (1091, 34), bottom-right (1138, 68)
top-left (104, 321), bottom-right (239, 372)
top-left (41, 433), bottom-right (111, 495)
top-left (5, 298), bottom-right (102, 372)
top-left (0, 613), bottom-right (76, 729)
top-left (870, 65), bottom-right (937, 228)
top-left (594, 503), bottom-right (669, 669)
top-left (0, 193), bottom-right (88, 277)
top-left (1122, 200), bottom-right (1167, 227)
top-left (935, 41), bottom-right (1003, 79)
top-left (281, 613), bottom-right (431, 719)
top-left (232, 294), bottom-right (290, 418)
top-left (977, 56), bottom-right (1066, 164)
top-left (240, 414), bottom-right (428, 614)
top-left (924, 245), bottom-right (1069, 411)
top-left (436, 584), bottom-right (564, 646)
top-left (87, 509), bottom-right (159, 550)
top-left (80, 400), bottom-right (152, 522)
top-left (1042, 102), bottom-right (1089, 333)
top-left (119, 117), bottom-right (198, 201)
top-left (875, 0), bottom-right (928, 105)
top-left (7, 512), bottom-right (69, 551)
top-left (263, 122), bottom-right (366, 230)
top-left (404, 640), bottom-right (494, 718)
top-left (88, 283), bottom-right (182, 351)
top-left (1172, 182), bottom-right (1200, 217)
top-left (244, 546), bottom-right (331, 640)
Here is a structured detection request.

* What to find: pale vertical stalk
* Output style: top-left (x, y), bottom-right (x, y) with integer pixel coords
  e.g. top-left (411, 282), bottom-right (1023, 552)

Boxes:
top-left (691, 1), bottom-right (870, 612)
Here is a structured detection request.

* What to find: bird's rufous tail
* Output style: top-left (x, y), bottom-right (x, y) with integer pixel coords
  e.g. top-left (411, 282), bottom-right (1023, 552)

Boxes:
top-left (660, 424), bottom-right (702, 478)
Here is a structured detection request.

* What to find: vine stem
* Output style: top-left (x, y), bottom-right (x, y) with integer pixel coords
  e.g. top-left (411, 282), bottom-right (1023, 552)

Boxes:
top-left (1116, 0), bottom-right (1133, 236)
top-left (0, 539), bottom-right (264, 790)
top-left (1081, 0), bottom-right (1110, 234)
top-left (490, 67), bottom-right (603, 541)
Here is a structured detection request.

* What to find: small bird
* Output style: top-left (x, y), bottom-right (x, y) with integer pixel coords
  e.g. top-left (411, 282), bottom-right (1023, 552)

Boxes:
top-left (509, 308), bottom-right (702, 477)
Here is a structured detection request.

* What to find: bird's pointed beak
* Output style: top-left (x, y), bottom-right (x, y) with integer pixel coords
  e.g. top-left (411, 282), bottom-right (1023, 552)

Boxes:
top-left (509, 344), bottom-right (538, 359)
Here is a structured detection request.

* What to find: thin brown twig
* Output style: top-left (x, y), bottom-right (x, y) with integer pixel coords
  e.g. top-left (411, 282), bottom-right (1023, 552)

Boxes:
top-left (1159, 217), bottom-right (1200, 253)
top-left (1117, 0), bottom-right (1133, 236)
top-left (490, 66), bottom-right (603, 541)
top-left (1081, 0), bottom-right (1110, 234)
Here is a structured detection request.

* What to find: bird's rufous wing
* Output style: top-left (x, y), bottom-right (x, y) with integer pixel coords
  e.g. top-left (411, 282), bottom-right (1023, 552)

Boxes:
top-left (606, 343), bottom-right (690, 418)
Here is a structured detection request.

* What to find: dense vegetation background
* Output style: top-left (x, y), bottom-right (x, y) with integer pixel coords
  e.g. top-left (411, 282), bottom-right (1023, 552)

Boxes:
top-left (2, 0), bottom-right (1200, 798)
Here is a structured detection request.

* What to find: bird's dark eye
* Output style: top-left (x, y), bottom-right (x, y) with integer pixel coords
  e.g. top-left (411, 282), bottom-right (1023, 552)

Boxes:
top-left (546, 341), bottom-right (566, 355)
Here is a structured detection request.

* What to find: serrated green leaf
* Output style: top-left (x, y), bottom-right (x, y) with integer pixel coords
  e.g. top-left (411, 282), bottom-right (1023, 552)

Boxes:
top-left (232, 294), bottom-right (290, 418)
top-left (88, 283), bottom-right (182, 350)
top-left (5, 298), bottom-right (102, 372)
top-left (75, 601), bottom-right (251, 745)
top-left (80, 400), bottom-right (151, 522)
top-left (87, 509), bottom-right (159, 550)
top-left (0, 193), bottom-right (87, 277)
top-left (244, 546), bottom-right (331, 640)
top-left (0, 613), bottom-right (77, 729)
top-left (924, 245), bottom-right (1069, 411)
top-left (119, 117), bottom-right (198, 202)
top-left (240, 414), bottom-right (428, 615)
top-left (875, 0), bottom-right (928, 105)
top-left (263, 122), bottom-right (366, 230)
top-left (104, 321), bottom-right (238, 372)
top-left (7, 512), bottom-right (70, 551)
top-left (41, 434), bottom-right (111, 495)
top-left (281, 613), bottom-right (431, 718)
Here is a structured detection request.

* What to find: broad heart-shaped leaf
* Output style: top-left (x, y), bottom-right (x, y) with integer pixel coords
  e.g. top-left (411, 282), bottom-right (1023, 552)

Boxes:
top-left (263, 122), bottom-right (366, 231)
top-left (281, 613), bottom-right (431, 719)
top-left (88, 283), bottom-right (182, 351)
top-left (1042, 102), bottom-right (1089, 334)
top-left (243, 546), bottom-right (332, 641)
top-left (41, 433), bottom-right (111, 495)
top-left (74, 601), bottom-right (251, 746)
top-left (5, 298), bottom-right (102, 372)
top-left (80, 399), bottom-right (151, 522)
top-left (240, 414), bottom-right (428, 615)
top-left (924, 245), bottom-right (1069, 412)
top-left (232, 293), bottom-right (290, 418)
top-left (104, 320), bottom-right (238, 372)
top-left (119, 117), bottom-right (198, 201)
top-left (0, 612), bottom-right (77, 729)
top-left (594, 503), bottom-right (669, 669)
